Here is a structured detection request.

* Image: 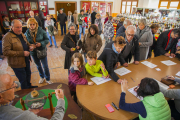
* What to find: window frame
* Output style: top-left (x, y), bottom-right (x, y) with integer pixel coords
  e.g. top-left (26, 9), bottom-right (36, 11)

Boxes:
top-left (120, 0), bottom-right (138, 13)
top-left (158, 0), bottom-right (180, 9)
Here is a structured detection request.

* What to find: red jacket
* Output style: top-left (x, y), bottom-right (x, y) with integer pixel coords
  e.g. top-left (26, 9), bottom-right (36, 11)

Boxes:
top-left (68, 65), bottom-right (88, 92)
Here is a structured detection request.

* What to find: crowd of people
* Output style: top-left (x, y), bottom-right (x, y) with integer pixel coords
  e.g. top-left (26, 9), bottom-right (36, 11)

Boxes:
top-left (0, 8), bottom-right (180, 120)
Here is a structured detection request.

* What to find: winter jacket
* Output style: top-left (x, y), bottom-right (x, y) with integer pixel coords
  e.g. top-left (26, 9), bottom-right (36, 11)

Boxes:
top-left (95, 18), bottom-right (103, 33)
top-left (78, 14), bottom-right (86, 25)
top-left (57, 13), bottom-right (67, 25)
top-left (68, 65), bottom-right (88, 92)
top-left (154, 30), bottom-right (178, 57)
top-left (104, 20), bottom-right (114, 38)
top-left (25, 27), bottom-right (49, 56)
top-left (82, 32), bottom-right (102, 53)
top-left (61, 32), bottom-right (82, 69)
top-left (85, 60), bottom-right (108, 77)
top-left (91, 12), bottom-right (97, 24)
top-left (148, 33), bottom-right (156, 58)
top-left (119, 32), bottom-right (140, 63)
top-left (160, 77), bottom-right (180, 113)
top-left (39, 11), bottom-right (45, 20)
top-left (98, 41), bottom-right (125, 82)
top-left (73, 14), bottom-right (78, 25)
top-left (2, 31), bottom-right (30, 68)
top-left (135, 26), bottom-right (153, 61)
top-left (139, 92), bottom-right (171, 120)
top-left (116, 26), bottom-right (126, 37)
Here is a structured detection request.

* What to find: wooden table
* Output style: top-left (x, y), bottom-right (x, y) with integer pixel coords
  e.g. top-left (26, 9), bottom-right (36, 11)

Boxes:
top-left (76, 56), bottom-right (180, 120)
top-left (12, 83), bottom-right (82, 120)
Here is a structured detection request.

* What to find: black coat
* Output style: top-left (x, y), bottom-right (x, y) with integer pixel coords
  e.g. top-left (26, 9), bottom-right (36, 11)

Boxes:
top-left (61, 32), bottom-right (82, 69)
top-left (119, 33), bottom-right (140, 63)
top-left (39, 11), bottom-right (45, 20)
top-left (29, 16), bottom-right (42, 27)
top-left (57, 13), bottom-right (67, 25)
top-left (98, 41), bottom-right (125, 82)
top-left (148, 33), bottom-right (156, 58)
top-left (154, 30), bottom-right (178, 57)
top-left (91, 12), bottom-right (97, 24)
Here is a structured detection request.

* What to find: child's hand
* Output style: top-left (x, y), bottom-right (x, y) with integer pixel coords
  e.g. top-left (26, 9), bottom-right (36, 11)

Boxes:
top-left (100, 63), bottom-right (106, 71)
top-left (102, 74), bottom-right (109, 79)
top-left (88, 82), bottom-right (94, 86)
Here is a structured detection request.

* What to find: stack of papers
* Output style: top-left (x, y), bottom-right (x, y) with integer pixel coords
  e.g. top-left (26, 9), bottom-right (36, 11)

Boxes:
top-left (128, 87), bottom-right (143, 100)
top-left (153, 79), bottom-right (169, 90)
top-left (114, 67), bottom-right (131, 76)
top-left (90, 77), bottom-right (111, 85)
top-left (141, 61), bottom-right (157, 68)
top-left (161, 60), bottom-right (177, 66)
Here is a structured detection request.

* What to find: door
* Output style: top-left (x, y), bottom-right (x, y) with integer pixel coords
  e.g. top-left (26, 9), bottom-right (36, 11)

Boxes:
top-left (56, 3), bottom-right (76, 16)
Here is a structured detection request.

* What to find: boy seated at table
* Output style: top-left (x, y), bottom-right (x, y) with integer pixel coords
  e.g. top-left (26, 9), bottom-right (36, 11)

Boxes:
top-left (85, 51), bottom-right (109, 78)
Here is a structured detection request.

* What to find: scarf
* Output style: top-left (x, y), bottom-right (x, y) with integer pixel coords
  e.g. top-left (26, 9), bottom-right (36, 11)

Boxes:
top-left (112, 43), bottom-right (120, 54)
top-left (29, 27), bottom-right (38, 43)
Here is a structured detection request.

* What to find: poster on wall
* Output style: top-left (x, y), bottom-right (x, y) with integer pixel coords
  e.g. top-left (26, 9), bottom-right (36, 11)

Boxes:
top-left (82, 2), bottom-right (90, 12)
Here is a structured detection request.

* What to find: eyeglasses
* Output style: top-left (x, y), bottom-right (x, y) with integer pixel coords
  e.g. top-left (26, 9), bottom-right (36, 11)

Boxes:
top-left (0, 81), bottom-right (16, 93)
top-left (69, 29), bottom-right (75, 31)
top-left (127, 33), bottom-right (134, 37)
top-left (30, 24), bottom-right (35, 26)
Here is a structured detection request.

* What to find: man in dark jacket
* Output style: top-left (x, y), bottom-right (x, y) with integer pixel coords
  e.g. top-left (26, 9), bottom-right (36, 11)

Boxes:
top-left (116, 19), bottom-right (132, 37)
top-left (57, 9), bottom-right (67, 36)
top-left (148, 24), bottom-right (159, 58)
top-left (91, 8), bottom-right (97, 24)
top-left (29, 11), bottom-right (42, 27)
top-left (119, 25), bottom-right (140, 65)
top-left (154, 29), bottom-right (180, 57)
top-left (39, 8), bottom-right (46, 30)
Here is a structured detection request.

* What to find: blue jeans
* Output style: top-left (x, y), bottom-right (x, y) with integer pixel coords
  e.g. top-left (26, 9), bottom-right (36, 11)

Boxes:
top-left (84, 53), bottom-right (87, 63)
top-left (32, 55), bottom-right (50, 81)
top-left (79, 25), bottom-right (85, 39)
top-left (12, 59), bottom-right (31, 89)
top-left (47, 32), bottom-right (57, 46)
top-left (60, 24), bottom-right (66, 35)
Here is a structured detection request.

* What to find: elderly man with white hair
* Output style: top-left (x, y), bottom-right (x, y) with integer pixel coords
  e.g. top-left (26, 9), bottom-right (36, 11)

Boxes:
top-left (0, 71), bottom-right (65, 120)
top-left (29, 10), bottom-right (42, 27)
top-left (118, 25), bottom-right (140, 66)
top-left (116, 19), bottom-right (132, 37)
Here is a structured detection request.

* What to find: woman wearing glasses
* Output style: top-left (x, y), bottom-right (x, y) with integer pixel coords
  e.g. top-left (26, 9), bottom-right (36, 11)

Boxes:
top-left (25, 18), bottom-right (52, 84)
top-left (135, 19), bottom-right (153, 61)
top-left (61, 23), bottom-right (82, 69)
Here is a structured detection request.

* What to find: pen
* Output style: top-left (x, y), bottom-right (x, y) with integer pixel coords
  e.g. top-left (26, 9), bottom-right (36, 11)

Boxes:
top-left (111, 102), bottom-right (119, 110)
top-left (131, 77), bottom-right (135, 82)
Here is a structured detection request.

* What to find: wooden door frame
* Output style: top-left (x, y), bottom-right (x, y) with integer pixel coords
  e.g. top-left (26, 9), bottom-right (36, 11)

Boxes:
top-left (55, 1), bottom-right (77, 19)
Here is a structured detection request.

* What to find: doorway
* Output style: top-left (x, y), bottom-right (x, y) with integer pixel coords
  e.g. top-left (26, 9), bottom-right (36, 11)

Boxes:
top-left (55, 2), bottom-right (77, 18)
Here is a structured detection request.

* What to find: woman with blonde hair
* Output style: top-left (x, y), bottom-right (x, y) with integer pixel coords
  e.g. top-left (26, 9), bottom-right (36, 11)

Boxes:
top-left (67, 11), bottom-right (74, 28)
top-left (25, 18), bottom-right (52, 84)
top-left (95, 13), bottom-right (103, 35)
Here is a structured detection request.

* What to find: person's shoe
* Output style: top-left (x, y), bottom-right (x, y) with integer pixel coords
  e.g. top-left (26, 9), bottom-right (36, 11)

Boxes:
top-left (55, 46), bottom-right (58, 48)
top-left (29, 86), bottom-right (38, 88)
top-left (49, 45), bottom-right (53, 47)
top-left (39, 78), bottom-right (45, 84)
top-left (46, 80), bottom-right (53, 84)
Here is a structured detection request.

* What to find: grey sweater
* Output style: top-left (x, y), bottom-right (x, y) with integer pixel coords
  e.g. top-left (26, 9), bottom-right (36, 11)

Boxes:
top-left (160, 77), bottom-right (180, 113)
top-left (0, 99), bottom-right (65, 120)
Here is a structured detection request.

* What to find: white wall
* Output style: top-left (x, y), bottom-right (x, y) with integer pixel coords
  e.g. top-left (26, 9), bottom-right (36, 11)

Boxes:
top-left (48, 0), bottom-right (114, 15)
top-left (113, 0), bottom-right (121, 13)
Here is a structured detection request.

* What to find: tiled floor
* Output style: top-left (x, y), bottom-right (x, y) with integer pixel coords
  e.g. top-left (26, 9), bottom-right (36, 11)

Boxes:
top-left (0, 30), bottom-right (105, 90)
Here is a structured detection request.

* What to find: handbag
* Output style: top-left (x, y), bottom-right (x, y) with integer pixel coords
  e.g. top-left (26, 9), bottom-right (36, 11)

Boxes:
top-left (161, 76), bottom-right (176, 86)
top-left (33, 34), bottom-right (47, 59)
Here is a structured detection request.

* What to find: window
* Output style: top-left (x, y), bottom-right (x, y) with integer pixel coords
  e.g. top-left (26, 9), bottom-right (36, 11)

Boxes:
top-left (159, 0), bottom-right (180, 9)
top-left (121, 0), bottom-right (138, 13)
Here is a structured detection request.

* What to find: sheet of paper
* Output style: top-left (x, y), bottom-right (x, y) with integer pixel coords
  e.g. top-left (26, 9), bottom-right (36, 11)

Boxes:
top-left (141, 61), bottom-right (157, 68)
top-left (114, 67), bottom-right (131, 76)
top-left (128, 86), bottom-right (143, 100)
top-left (153, 79), bottom-right (169, 90)
top-left (161, 60), bottom-right (177, 66)
top-left (90, 77), bottom-right (111, 85)
top-left (176, 71), bottom-right (180, 77)
top-left (169, 56), bottom-right (173, 58)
